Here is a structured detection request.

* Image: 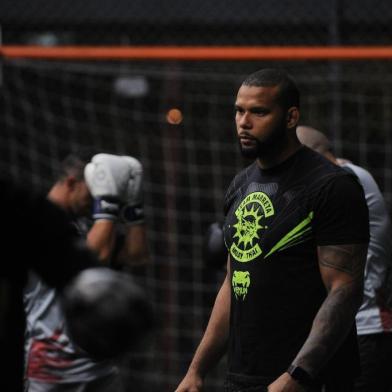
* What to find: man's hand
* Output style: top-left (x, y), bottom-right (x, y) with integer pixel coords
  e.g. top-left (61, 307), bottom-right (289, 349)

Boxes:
top-left (174, 371), bottom-right (204, 392)
top-left (119, 156), bottom-right (145, 225)
top-left (268, 373), bottom-right (306, 392)
top-left (84, 153), bottom-right (143, 222)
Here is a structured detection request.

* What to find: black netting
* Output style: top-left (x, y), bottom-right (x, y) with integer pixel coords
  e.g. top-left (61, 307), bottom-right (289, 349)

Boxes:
top-left (1, 0), bottom-right (392, 45)
top-left (1, 2), bottom-right (392, 390)
top-left (0, 58), bottom-right (391, 391)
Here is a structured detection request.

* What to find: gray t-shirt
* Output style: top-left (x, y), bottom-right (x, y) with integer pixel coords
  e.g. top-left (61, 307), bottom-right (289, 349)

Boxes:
top-left (24, 218), bottom-right (116, 383)
top-left (343, 162), bottom-right (392, 334)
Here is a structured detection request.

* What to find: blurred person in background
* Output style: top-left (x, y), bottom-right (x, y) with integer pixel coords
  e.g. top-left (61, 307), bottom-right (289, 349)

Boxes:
top-left (175, 68), bottom-right (369, 392)
top-left (24, 151), bottom-right (150, 392)
top-left (0, 175), bottom-right (98, 392)
top-left (297, 125), bottom-right (392, 392)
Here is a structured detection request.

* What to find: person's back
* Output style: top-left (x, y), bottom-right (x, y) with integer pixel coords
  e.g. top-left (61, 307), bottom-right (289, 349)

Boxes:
top-left (341, 162), bottom-right (392, 335)
top-left (297, 125), bottom-right (392, 392)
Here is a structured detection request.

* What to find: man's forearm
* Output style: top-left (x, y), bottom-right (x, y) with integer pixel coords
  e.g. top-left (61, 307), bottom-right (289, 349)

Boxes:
top-left (292, 281), bottom-right (363, 377)
top-left (188, 275), bottom-right (230, 378)
top-left (115, 224), bottom-right (150, 267)
top-left (292, 243), bottom-right (367, 378)
top-left (87, 220), bottom-right (116, 262)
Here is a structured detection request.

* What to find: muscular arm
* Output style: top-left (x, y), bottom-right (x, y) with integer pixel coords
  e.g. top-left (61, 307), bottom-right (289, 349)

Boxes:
top-left (292, 243), bottom-right (367, 377)
top-left (115, 223), bottom-right (150, 268)
top-left (87, 220), bottom-right (149, 267)
top-left (269, 243), bottom-right (367, 391)
top-left (175, 258), bottom-right (231, 391)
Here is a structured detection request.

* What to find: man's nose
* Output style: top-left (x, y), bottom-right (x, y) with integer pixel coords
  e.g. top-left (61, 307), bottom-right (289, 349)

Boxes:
top-left (239, 112), bottom-right (252, 129)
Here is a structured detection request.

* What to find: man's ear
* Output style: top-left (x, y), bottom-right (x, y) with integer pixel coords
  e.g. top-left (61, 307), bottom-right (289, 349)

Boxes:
top-left (65, 175), bottom-right (78, 190)
top-left (287, 107), bottom-right (300, 129)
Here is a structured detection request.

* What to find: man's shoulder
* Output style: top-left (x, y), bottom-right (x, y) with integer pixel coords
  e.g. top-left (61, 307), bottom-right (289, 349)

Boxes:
top-left (341, 162), bottom-right (378, 189)
top-left (342, 162), bottom-right (390, 223)
top-left (294, 146), bottom-right (350, 187)
top-left (297, 146), bottom-right (339, 172)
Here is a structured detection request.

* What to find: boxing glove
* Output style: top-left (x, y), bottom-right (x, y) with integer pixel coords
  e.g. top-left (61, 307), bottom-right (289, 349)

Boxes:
top-left (120, 156), bottom-right (145, 225)
top-left (84, 154), bottom-right (131, 220)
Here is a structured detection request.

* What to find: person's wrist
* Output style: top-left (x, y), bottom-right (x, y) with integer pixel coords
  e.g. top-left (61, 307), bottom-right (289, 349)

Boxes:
top-left (287, 364), bottom-right (315, 389)
top-left (92, 197), bottom-right (120, 221)
top-left (120, 202), bottom-right (145, 225)
top-left (188, 362), bottom-right (205, 379)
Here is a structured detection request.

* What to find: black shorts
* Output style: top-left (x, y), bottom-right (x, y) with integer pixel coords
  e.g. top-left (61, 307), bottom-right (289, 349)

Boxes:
top-left (355, 333), bottom-right (392, 392)
top-left (224, 373), bottom-right (270, 392)
top-left (224, 372), bottom-right (354, 392)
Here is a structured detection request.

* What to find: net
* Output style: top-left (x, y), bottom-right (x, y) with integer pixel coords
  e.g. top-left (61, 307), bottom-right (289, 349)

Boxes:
top-left (1, 57), bottom-right (391, 391)
top-left (2, 0), bottom-right (392, 46)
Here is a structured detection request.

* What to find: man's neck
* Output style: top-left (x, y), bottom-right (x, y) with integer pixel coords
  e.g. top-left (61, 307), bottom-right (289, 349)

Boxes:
top-left (256, 137), bottom-right (302, 170)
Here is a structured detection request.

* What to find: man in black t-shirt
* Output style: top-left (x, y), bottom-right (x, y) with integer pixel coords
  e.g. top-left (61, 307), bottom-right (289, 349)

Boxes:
top-left (175, 69), bottom-right (369, 392)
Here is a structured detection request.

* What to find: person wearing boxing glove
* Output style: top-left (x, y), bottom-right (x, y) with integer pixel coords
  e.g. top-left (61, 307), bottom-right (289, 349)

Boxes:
top-left (85, 154), bottom-right (151, 390)
top-left (84, 153), bottom-right (148, 268)
top-left (24, 151), bottom-right (150, 392)
top-left (116, 156), bottom-right (149, 270)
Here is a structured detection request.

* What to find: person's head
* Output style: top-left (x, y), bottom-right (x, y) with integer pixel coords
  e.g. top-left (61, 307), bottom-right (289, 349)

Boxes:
top-left (296, 125), bottom-right (337, 163)
top-left (48, 150), bottom-right (94, 216)
top-left (235, 68), bottom-right (300, 161)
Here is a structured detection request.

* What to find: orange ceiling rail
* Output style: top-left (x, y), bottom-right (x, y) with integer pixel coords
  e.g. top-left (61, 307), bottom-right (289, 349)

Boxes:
top-left (1, 45), bottom-right (392, 60)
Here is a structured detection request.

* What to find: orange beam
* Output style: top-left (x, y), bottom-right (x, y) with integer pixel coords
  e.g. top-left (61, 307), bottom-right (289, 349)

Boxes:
top-left (2, 46), bottom-right (392, 60)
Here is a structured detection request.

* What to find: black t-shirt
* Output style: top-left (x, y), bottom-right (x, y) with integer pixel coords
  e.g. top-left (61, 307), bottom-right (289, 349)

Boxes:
top-left (223, 146), bottom-right (369, 383)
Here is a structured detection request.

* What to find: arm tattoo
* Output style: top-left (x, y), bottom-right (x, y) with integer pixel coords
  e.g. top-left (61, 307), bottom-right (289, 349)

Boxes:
top-left (293, 243), bottom-right (367, 378)
top-left (318, 244), bottom-right (365, 278)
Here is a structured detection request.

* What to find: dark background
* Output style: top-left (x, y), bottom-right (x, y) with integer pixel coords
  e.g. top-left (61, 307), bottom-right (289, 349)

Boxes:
top-left (1, 1), bottom-right (391, 390)
top-left (2, 0), bottom-right (392, 45)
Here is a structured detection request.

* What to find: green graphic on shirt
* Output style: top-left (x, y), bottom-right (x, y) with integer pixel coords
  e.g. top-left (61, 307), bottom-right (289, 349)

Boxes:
top-left (232, 270), bottom-right (250, 300)
top-left (230, 192), bottom-right (274, 262)
top-left (264, 211), bottom-right (314, 259)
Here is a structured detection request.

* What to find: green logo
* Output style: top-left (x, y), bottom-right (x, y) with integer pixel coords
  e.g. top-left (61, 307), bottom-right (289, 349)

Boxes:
top-left (264, 211), bottom-right (313, 259)
top-left (230, 192), bottom-right (274, 262)
top-left (232, 270), bottom-right (251, 300)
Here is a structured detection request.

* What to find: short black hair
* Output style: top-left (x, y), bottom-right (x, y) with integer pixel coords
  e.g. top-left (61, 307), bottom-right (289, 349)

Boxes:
top-left (56, 147), bottom-right (99, 182)
top-left (242, 68), bottom-right (300, 110)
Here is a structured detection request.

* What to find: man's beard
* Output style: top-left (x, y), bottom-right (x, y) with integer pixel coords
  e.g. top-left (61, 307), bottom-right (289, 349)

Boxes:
top-left (238, 122), bottom-right (287, 160)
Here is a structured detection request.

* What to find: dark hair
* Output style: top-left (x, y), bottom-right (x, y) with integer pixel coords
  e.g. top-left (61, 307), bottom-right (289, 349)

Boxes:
top-left (242, 68), bottom-right (300, 110)
top-left (56, 147), bottom-right (99, 181)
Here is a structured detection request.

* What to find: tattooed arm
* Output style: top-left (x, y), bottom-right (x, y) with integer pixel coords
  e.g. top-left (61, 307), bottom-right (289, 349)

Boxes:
top-left (268, 243), bottom-right (367, 392)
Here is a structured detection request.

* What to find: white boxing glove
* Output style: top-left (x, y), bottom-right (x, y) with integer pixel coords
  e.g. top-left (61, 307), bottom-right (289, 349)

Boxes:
top-left (120, 156), bottom-right (145, 225)
top-left (84, 154), bottom-right (132, 220)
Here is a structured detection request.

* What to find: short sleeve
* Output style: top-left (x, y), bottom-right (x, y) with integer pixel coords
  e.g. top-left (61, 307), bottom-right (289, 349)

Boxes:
top-left (313, 174), bottom-right (370, 245)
